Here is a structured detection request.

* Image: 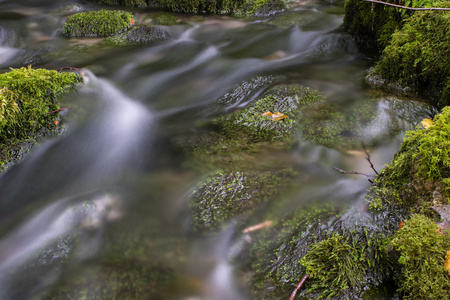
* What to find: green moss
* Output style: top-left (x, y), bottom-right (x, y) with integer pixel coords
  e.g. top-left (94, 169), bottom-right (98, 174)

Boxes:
top-left (343, 0), bottom-right (434, 53)
top-left (390, 214), bottom-right (450, 299)
top-left (189, 168), bottom-right (296, 232)
top-left (235, 0), bottom-right (288, 17)
top-left (63, 10), bottom-right (135, 38)
top-left (153, 14), bottom-right (179, 25)
top-left (0, 66), bottom-right (82, 141)
top-left (374, 3), bottom-right (450, 107)
top-left (300, 232), bottom-right (382, 299)
top-left (368, 107), bottom-right (450, 218)
top-left (106, 26), bottom-right (168, 46)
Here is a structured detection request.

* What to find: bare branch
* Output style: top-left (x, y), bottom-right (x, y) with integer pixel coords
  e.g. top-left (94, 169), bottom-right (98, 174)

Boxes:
top-left (289, 274), bottom-right (310, 300)
top-left (333, 167), bottom-right (375, 178)
top-left (45, 107), bottom-right (69, 115)
top-left (362, 144), bottom-right (379, 175)
top-left (362, 0), bottom-right (450, 11)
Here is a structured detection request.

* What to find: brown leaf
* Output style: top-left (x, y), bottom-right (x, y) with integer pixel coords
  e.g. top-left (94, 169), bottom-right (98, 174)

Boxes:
top-left (271, 112), bottom-right (288, 121)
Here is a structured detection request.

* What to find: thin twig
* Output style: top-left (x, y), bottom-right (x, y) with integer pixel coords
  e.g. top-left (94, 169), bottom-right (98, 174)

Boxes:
top-left (333, 167), bottom-right (375, 178)
top-left (362, 144), bottom-right (379, 175)
top-left (362, 0), bottom-right (450, 10)
top-left (242, 220), bottom-right (273, 233)
top-left (45, 107), bottom-right (69, 115)
top-left (289, 274), bottom-right (310, 300)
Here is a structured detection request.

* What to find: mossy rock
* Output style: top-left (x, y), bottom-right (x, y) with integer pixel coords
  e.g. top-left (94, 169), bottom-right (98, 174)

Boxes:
top-left (0, 66), bottom-right (82, 172)
top-left (153, 14), bottom-right (179, 25)
top-left (88, 0), bottom-right (288, 16)
top-left (235, 0), bottom-right (288, 17)
top-left (63, 9), bottom-right (135, 38)
top-left (367, 107), bottom-right (450, 227)
top-left (343, 0), bottom-right (433, 53)
top-left (188, 168), bottom-right (296, 232)
top-left (106, 26), bottom-right (168, 46)
top-left (373, 2), bottom-right (450, 108)
top-left (390, 214), bottom-right (450, 299)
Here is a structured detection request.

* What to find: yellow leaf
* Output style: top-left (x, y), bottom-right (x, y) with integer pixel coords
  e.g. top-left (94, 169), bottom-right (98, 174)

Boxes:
top-left (262, 111), bottom-right (273, 116)
top-left (421, 118), bottom-right (433, 129)
top-left (271, 112), bottom-right (288, 121)
top-left (445, 251), bottom-right (450, 275)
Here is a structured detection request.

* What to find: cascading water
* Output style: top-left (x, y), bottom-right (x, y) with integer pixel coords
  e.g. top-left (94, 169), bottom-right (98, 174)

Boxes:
top-left (0, 1), bottom-right (433, 299)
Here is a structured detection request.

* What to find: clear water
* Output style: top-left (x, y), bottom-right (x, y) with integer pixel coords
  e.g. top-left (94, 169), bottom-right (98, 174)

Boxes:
top-left (0, 1), bottom-right (432, 299)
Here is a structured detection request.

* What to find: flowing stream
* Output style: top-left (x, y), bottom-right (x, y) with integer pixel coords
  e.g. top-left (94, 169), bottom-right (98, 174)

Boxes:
top-left (0, 0), bottom-right (433, 299)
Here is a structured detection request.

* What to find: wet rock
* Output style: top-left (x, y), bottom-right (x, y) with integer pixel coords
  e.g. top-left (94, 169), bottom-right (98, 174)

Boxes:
top-left (106, 26), bottom-right (168, 46)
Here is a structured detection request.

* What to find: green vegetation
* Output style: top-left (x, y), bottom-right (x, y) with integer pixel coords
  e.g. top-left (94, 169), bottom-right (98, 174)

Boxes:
top-left (0, 66), bottom-right (82, 141)
top-left (106, 26), bottom-right (168, 46)
top-left (390, 214), bottom-right (450, 299)
top-left (368, 107), bottom-right (450, 216)
top-left (344, 0), bottom-right (450, 106)
top-left (189, 168), bottom-right (295, 232)
top-left (374, 2), bottom-right (450, 107)
top-left (0, 66), bottom-right (82, 171)
top-left (63, 10), bottom-right (135, 38)
top-left (89, 0), bottom-right (288, 16)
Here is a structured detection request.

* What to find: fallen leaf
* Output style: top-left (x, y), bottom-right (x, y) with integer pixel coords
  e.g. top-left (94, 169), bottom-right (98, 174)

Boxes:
top-left (262, 111), bottom-right (273, 116)
top-left (421, 118), bottom-right (433, 129)
top-left (445, 251), bottom-right (450, 275)
top-left (271, 112), bottom-right (288, 121)
top-left (130, 18), bottom-right (135, 26)
top-left (398, 221), bottom-right (404, 229)
top-left (54, 120), bottom-right (59, 127)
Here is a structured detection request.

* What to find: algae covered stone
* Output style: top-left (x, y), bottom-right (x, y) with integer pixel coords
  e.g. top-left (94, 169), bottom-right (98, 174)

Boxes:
top-left (106, 26), bottom-right (168, 46)
top-left (63, 9), bottom-right (135, 38)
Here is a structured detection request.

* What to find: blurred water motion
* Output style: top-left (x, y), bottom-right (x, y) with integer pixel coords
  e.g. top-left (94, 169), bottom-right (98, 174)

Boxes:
top-left (0, 1), bottom-right (432, 299)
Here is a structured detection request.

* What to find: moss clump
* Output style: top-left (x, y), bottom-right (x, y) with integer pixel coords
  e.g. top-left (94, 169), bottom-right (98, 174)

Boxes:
top-left (106, 26), bottom-right (168, 46)
top-left (343, 0), bottom-right (434, 53)
top-left (374, 3), bottom-right (450, 107)
top-left (0, 66), bottom-right (82, 141)
top-left (390, 214), bottom-right (450, 299)
top-left (368, 107), bottom-right (450, 218)
top-left (235, 0), bottom-right (288, 17)
top-left (300, 229), bottom-right (388, 299)
top-left (89, 0), bottom-right (288, 16)
top-left (189, 168), bottom-right (296, 232)
top-left (63, 10), bottom-right (135, 38)
top-left (153, 14), bottom-right (179, 25)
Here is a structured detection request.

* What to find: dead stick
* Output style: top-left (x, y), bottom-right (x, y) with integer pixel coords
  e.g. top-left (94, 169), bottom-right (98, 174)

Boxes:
top-left (289, 274), bottom-right (310, 300)
top-left (362, 144), bottom-right (379, 175)
top-left (361, 0), bottom-right (450, 10)
top-left (333, 167), bottom-right (375, 178)
top-left (45, 107), bottom-right (69, 115)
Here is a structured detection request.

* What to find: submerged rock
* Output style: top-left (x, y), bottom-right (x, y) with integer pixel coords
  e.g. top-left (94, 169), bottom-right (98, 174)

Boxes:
top-left (106, 26), bottom-right (168, 46)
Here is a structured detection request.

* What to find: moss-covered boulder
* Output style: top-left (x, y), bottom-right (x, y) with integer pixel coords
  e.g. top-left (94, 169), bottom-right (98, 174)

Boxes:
top-left (367, 106), bottom-right (450, 226)
top-left (0, 66), bottom-right (82, 171)
top-left (106, 26), bottom-right (168, 46)
top-left (63, 10), bottom-right (135, 38)
top-left (373, 2), bottom-right (450, 107)
top-left (389, 214), bottom-right (450, 300)
top-left (344, 0), bottom-right (450, 107)
top-left (88, 0), bottom-right (288, 16)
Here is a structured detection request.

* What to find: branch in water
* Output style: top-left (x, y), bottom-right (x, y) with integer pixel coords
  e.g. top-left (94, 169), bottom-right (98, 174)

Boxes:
top-left (333, 167), bottom-right (375, 178)
top-left (361, 0), bottom-right (450, 10)
top-left (289, 274), bottom-right (310, 300)
top-left (362, 144), bottom-right (379, 175)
